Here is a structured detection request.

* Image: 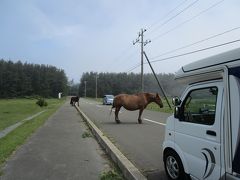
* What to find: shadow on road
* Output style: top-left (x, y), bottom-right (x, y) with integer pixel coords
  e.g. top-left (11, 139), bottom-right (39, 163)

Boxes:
top-left (102, 121), bottom-right (149, 125)
top-left (145, 169), bottom-right (168, 180)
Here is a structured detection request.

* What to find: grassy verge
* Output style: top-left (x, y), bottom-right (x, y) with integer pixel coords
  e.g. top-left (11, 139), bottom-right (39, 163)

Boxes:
top-left (100, 169), bottom-right (124, 180)
top-left (146, 98), bottom-right (173, 113)
top-left (0, 98), bottom-right (65, 168)
top-left (0, 98), bottom-right (61, 131)
top-left (82, 131), bottom-right (92, 138)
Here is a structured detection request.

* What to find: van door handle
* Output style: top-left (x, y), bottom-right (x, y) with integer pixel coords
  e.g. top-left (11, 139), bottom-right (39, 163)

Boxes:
top-left (206, 130), bottom-right (216, 136)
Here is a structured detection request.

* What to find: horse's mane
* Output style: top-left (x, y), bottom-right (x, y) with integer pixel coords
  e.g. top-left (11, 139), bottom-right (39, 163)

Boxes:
top-left (134, 92), bottom-right (154, 96)
top-left (134, 92), bottom-right (146, 95)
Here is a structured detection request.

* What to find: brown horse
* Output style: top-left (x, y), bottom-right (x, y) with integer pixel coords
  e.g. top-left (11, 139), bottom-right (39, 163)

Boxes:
top-left (111, 93), bottom-right (163, 124)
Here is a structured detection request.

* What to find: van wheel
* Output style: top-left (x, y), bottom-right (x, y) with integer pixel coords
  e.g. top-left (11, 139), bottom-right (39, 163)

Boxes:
top-left (164, 150), bottom-right (186, 180)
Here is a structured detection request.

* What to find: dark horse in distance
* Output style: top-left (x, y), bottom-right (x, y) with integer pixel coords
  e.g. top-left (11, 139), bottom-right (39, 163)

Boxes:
top-left (111, 93), bottom-right (163, 124)
top-left (70, 96), bottom-right (79, 106)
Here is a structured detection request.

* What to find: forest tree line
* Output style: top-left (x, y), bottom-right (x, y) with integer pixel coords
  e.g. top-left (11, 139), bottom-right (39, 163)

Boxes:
top-left (0, 59), bottom-right (68, 98)
top-left (78, 72), bottom-right (186, 98)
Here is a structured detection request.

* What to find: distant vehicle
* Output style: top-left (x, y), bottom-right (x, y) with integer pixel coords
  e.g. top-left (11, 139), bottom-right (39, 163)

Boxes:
top-left (163, 48), bottom-right (240, 180)
top-left (103, 95), bottom-right (114, 105)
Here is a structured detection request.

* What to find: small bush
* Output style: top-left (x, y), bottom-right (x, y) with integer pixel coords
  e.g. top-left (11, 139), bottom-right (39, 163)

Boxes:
top-left (100, 170), bottom-right (123, 180)
top-left (36, 98), bottom-right (48, 107)
top-left (82, 131), bottom-right (92, 138)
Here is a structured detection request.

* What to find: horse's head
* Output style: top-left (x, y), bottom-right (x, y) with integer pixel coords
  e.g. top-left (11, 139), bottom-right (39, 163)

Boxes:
top-left (155, 93), bottom-right (163, 108)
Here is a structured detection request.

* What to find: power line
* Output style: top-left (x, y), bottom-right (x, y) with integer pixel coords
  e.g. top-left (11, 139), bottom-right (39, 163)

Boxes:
top-left (104, 45), bottom-right (134, 70)
top-left (113, 49), bottom-right (138, 69)
top-left (118, 52), bottom-right (139, 72)
top-left (113, 45), bottom-right (134, 62)
top-left (102, 45), bottom-right (140, 75)
top-left (125, 0), bottom-right (193, 74)
top-left (127, 39), bottom-right (240, 72)
top-left (122, 1), bottom-right (222, 75)
top-left (148, 0), bottom-right (199, 34)
top-left (147, 0), bottom-right (189, 31)
top-left (121, 0), bottom-right (226, 74)
top-left (115, 0), bottom-right (193, 74)
top-left (151, 39), bottom-right (240, 63)
top-left (150, 26), bottom-right (240, 60)
top-left (151, 0), bottom-right (225, 41)
top-left (126, 63), bottom-right (141, 73)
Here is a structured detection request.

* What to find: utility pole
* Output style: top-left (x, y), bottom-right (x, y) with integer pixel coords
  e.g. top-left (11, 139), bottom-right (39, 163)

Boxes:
top-left (95, 74), bottom-right (98, 99)
top-left (133, 29), bottom-right (151, 92)
top-left (84, 81), bottom-right (87, 98)
top-left (143, 51), bottom-right (172, 109)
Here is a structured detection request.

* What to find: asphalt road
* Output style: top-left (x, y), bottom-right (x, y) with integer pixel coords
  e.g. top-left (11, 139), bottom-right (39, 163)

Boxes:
top-left (79, 98), bottom-right (171, 180)
top-left (1, 101), bottom-right (110, 180)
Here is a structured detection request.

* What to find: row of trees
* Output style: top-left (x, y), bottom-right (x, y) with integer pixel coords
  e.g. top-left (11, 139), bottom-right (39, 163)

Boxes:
top-left (0, 59), bottom-right (185, 98)
top-left (0, 59), bottom-right (68, 98)
top-left (78, 72), bottom-right (186, 98)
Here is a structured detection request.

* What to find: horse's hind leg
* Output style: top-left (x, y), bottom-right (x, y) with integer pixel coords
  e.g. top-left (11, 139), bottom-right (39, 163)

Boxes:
top-left (138, 109), bottom-right (144, 124)
top-left (115, 106), bottom-right (121, 124)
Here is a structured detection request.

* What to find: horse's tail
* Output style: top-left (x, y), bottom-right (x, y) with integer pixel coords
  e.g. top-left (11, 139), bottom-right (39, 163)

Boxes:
top-left (109, 100), bottom-right (115, 116)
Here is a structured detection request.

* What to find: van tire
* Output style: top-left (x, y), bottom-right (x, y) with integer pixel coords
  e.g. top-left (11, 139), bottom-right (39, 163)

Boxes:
top-left (164, 150), bottom-right (188, 180)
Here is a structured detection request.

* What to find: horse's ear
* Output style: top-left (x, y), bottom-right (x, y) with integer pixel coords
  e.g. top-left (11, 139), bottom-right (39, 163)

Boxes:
top-left (156, 93), bottom-right (159, 97)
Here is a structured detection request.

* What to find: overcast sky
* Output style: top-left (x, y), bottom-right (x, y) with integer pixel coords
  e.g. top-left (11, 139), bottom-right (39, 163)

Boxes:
top-left (1, 0), bottom-right (240, 82)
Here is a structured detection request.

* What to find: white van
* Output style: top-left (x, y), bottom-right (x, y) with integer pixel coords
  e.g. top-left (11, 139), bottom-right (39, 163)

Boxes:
top-left (163, 48), bottom-right (240, 180)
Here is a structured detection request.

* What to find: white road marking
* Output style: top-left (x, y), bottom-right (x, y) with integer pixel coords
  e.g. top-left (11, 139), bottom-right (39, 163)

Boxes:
top-left (143, 118), bottom-right (166, 126)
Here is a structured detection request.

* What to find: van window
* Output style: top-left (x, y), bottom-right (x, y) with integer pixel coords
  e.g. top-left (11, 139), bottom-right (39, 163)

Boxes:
top-left (182, 87), bottom-right (218, 125)
top-left (229, 67), bottom-right (240, 174)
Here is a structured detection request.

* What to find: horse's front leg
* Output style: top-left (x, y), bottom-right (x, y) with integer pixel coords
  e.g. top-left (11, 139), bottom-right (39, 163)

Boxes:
top-left (138, 108), bottom-right (144, 124)
top-left (115, 106), bottom-right (121, 124)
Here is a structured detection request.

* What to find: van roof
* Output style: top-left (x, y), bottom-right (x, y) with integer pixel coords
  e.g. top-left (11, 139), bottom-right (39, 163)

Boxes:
top-left (175, 47), bottom-right (240, 84)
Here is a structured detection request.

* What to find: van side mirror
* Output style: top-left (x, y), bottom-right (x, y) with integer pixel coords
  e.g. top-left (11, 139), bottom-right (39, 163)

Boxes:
top-left (172, 97), bottom-right (182, 119)
top-left (174, 107), bottom-right (180, 119)
top-left (172, 96), bottom-right (181, 106)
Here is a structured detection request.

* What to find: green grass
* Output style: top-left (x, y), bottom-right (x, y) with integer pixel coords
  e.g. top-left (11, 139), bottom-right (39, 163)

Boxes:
top-left (82, 131), bottom-right (92, 138)
top-left (146, 97), bottom-right (174, 113)
top-left (0, 98), bottom-right (65, 168)
top-left (0, 98), bottom-right (63, 131)
top-left (100, 169), bottom-right (124, 180)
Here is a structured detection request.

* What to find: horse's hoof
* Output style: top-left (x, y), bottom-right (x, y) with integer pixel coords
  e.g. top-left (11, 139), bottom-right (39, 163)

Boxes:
top-left (138, 119), bottom-right (142, 124)
top-left (115, 120), bottom-right (121, 124)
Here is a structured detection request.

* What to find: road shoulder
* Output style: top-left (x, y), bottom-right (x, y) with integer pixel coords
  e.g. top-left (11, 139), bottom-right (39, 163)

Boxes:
top-left (1, 101), bottom-right (111, 180)
top-left (75, 105), bottom-right (147, 180)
